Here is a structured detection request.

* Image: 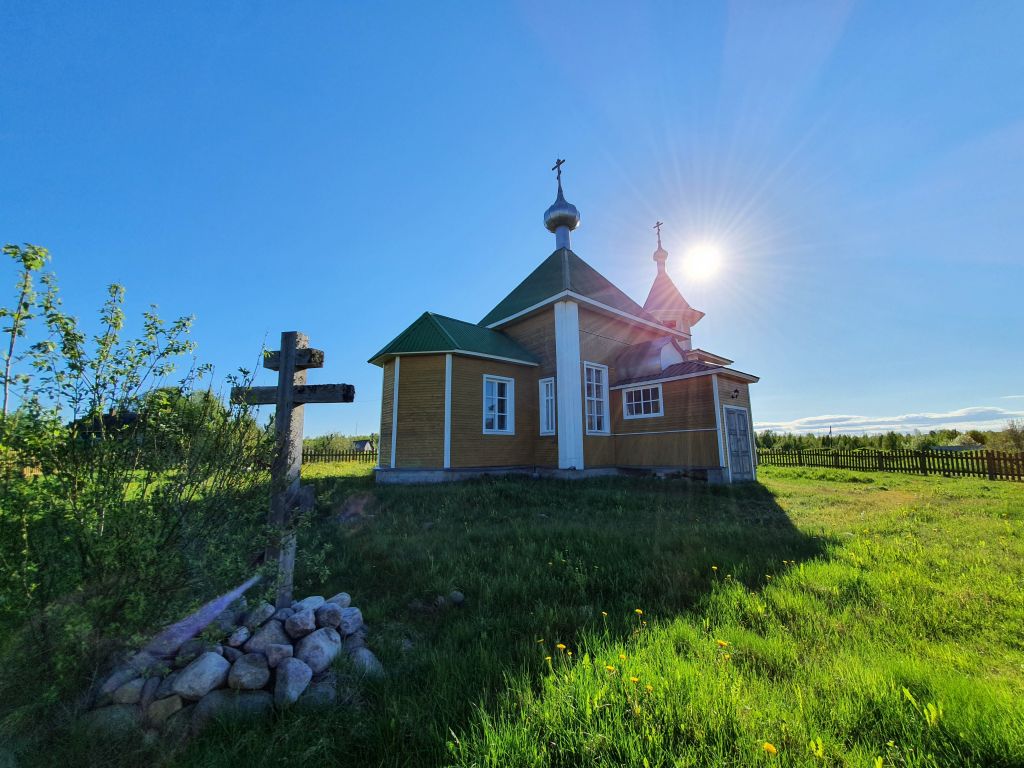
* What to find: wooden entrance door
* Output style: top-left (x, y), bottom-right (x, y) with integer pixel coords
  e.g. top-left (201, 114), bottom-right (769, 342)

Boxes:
top-left (725, 407), bottom-right (754, 481)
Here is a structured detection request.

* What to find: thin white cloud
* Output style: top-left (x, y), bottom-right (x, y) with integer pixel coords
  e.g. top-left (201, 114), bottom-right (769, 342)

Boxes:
top-left (1002, 395), bottom-right (1024, 400)
top-left (755, 406), bottom-right (1024, 435)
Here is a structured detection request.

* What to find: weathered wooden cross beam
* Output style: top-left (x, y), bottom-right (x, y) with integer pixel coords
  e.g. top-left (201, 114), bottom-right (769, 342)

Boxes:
top-left (230, 331), bottom-right (354, 608)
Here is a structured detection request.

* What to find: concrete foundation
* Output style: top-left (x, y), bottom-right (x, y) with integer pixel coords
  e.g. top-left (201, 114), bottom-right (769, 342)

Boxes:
top-left (374, 465), bottom-right (733, 485)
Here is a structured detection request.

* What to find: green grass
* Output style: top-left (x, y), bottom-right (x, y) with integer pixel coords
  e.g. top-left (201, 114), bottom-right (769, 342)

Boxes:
top-left (59, 466), bottom-right (1024, 765)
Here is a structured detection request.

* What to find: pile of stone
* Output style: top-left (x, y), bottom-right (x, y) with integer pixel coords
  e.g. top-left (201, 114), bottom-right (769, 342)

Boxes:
top-left (85, 592), bottom-right (382, 739)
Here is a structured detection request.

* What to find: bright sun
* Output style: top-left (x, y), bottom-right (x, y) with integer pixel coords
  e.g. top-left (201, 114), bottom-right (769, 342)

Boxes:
top-left (681, 242), bottom-right (723, 281)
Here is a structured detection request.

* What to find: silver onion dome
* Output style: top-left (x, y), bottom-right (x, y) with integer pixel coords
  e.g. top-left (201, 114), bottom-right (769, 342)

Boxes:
top-left (544, 182), bottom-right (581, 233)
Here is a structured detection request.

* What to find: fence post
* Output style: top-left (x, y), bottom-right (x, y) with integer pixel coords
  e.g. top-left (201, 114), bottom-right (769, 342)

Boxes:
top-left (986, 450), bottom-right (997, 481)
top-left (918, 450), bottom-right (928, 476)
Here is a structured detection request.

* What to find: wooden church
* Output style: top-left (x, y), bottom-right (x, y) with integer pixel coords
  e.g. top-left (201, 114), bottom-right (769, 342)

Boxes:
top-left (369, 163), bottom-right (758, 483)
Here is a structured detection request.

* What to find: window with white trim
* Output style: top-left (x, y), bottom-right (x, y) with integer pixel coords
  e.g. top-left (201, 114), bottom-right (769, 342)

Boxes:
top-left (623, 384), bottom-right (663, 419)
top-left (584, 362), bottom-right (609, 434)
top-left (539, 377), bottom-right (556, 435)
top-left (483, 375), bottom-right (514, 434)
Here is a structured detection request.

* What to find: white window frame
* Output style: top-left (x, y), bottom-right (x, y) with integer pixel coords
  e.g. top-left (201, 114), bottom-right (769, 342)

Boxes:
top-left (583, 361), bottom-right (610, 435)
top-left (482, 374), bottom-right (515, 435)
top-left (539, 377), bottom-right (556, 436)
top-left (622, 383), bottom-right (664, 420)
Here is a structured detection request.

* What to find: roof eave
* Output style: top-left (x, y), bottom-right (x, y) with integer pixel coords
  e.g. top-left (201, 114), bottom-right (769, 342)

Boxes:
top-left (369, 349), bottom-right (538, 368)
top-left (485, 290), bottom-right (692, 340)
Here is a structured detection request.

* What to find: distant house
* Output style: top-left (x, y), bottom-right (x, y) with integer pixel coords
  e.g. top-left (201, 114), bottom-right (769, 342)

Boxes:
top-left (351, 439), bottom-right (375, 452)
top-left (369, 168), bottom-right (759, 484)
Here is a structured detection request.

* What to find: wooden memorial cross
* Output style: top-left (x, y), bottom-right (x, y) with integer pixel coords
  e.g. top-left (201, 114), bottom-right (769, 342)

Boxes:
top-left (231, 331), bottom-right (354, 608)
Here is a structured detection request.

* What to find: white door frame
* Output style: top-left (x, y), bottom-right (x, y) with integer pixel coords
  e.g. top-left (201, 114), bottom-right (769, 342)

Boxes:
top-left (723, 404), bottom-right (755, 482)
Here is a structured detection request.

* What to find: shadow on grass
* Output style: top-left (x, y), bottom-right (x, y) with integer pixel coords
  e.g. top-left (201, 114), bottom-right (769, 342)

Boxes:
top-left (167, 472), bottom-right (832, 767)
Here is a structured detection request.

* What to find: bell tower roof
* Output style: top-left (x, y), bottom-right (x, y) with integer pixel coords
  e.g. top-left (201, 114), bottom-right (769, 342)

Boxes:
top-left (642, 222), bottom-right (704, 329)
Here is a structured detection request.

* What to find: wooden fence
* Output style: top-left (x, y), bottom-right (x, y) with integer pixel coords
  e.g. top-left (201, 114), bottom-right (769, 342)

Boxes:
top-left (758, 448), bottom-right (1023, 481)
top-left (302, 449), bottom-right (379, 464)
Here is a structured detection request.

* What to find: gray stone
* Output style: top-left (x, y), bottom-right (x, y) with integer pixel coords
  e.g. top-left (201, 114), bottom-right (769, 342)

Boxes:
top-left (349, 647), bottom-right (385, 678)
top-left (227, 626), bottom-right (250, 647)
top-left (147, 694), bottom-right (184, 725)
top-left (221, 646), bottom-right (243, 663)
top-left (274, 657), bottom-right (313, 706)
top-left (293, 595), bottom-right (325, 612)
top-left (213, 608), bottom-right (237, 634)
top-left (326, 592), bottom-right (351, 608)
top-left (174, 638), bottom-right (219, 667)
top-left (111, 676), bottom-right (145, 704)
top-left (315, 602), bottom-right (343, 629)
top-left (80, 705), bottom-right (139, 736)
top-left (272, 607), bottom-right (295, 622)
top-left (163, 704), bottom-right (194, 743)
top-left (338, 607), bottom-right (364, 636)
top-left (171, 652), bottom-right (230, 700)
top-left (140, 675), bottom-right (162, 711)
top-left (96, 665), bottom-right (142, 705)
top-left (284, 608), bottom-right (316, 639)
top-left (266, 643), bottom-right (293, 668)
top-left (191, 689), bottom-right (273, 734)
top-left (298, 679), bottom-right (336, 709)
top-left (344, 632), bottom-right (367, 652)
top-left (155, 670), bottom-right (179, 699)
top-left (243, 619), bottom-right (289, 654)
top-left (449, 590), bottom-right (466, 606)
top-left (295, 627), bottom-right (342, 673)
top-left (244, 601), bottom-right (275, 630)
top-left (228, 653), bottom-right (270, 690)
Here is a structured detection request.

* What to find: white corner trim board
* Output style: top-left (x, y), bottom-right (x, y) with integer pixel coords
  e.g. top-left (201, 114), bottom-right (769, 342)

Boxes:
top-left (390, 356), bottom-right (400, 469)
top-left (554, 300), bottom-right (584, 469)
top-left (712, 372), bottom-right (725, 475)
top-left (443, 353), bottom-right (452, 469)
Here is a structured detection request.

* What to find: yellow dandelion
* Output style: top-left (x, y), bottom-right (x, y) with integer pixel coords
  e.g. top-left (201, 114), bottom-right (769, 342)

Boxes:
top-left (766, 575), bottom-right (773, 580)
top-left (601, 611), bottom-right (608, 617)
top-left (634, 608), bottom-right (643, 615)
top-left (645, 684), bottom-right (653, 692)
top-left (556, 643), bottom-right (566, 651)
top-left (716, 639), bottom-right (730, 648)
top-left (544, 655), bottom-right (552, 662)
top-left (712, 565), bottom-right (718, 571)
top-left (605, 665), bottom-right (616, 672)
top-left (618, 653), bottom-right (626, 660)
top-left (723, 653), bottom-right (732, 660)
top-left (763, 742), bottom-right (777, 755)
top-left (630, 676), bottom-right (639, 683)
top-left (567, 650), bottom-right (572, 656)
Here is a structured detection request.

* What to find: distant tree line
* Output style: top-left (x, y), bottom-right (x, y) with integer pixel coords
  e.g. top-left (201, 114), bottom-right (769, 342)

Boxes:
top-left (303, 432), bottom-right (378, 452)
top-left (757, 421), bottom-right (1024, 453)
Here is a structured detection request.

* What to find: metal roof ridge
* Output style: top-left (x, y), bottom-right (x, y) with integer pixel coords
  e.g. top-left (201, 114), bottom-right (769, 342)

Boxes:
top-left (424, 312), bottom-right (461, 349)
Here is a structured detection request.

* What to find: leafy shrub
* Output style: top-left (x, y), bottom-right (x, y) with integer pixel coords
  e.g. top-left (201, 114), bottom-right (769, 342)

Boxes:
top-left (0, 244), bottom-right (274, 729)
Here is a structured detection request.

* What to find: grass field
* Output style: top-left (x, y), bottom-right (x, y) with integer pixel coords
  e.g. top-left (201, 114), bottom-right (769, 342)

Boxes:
top-left (78, 464), bottom-right (1024, 767)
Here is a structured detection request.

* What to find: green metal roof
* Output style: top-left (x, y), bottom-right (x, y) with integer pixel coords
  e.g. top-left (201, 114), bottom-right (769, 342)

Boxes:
top-left (479, 248), bottom-right (656, 327)
top-left (368, 312), bottom-right (539, 367)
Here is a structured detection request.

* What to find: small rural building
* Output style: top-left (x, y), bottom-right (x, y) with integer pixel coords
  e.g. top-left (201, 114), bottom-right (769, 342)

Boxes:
top-left (369, 169), bottom-right (758, 483)
top-left (351, 439), bottom-right (375, 452)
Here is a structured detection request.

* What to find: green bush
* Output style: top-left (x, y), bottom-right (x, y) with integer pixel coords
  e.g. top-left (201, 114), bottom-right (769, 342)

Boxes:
top-left (0, 244), bottom-right (275, 734)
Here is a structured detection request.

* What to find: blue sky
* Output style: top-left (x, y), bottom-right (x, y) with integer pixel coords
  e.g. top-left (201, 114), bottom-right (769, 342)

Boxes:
top-left (3, 1), bottom-right (1023, 436)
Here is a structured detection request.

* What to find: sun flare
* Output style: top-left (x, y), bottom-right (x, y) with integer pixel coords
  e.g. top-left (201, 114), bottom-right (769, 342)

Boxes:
top-left (681, 242), bottom-right (723, 281)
